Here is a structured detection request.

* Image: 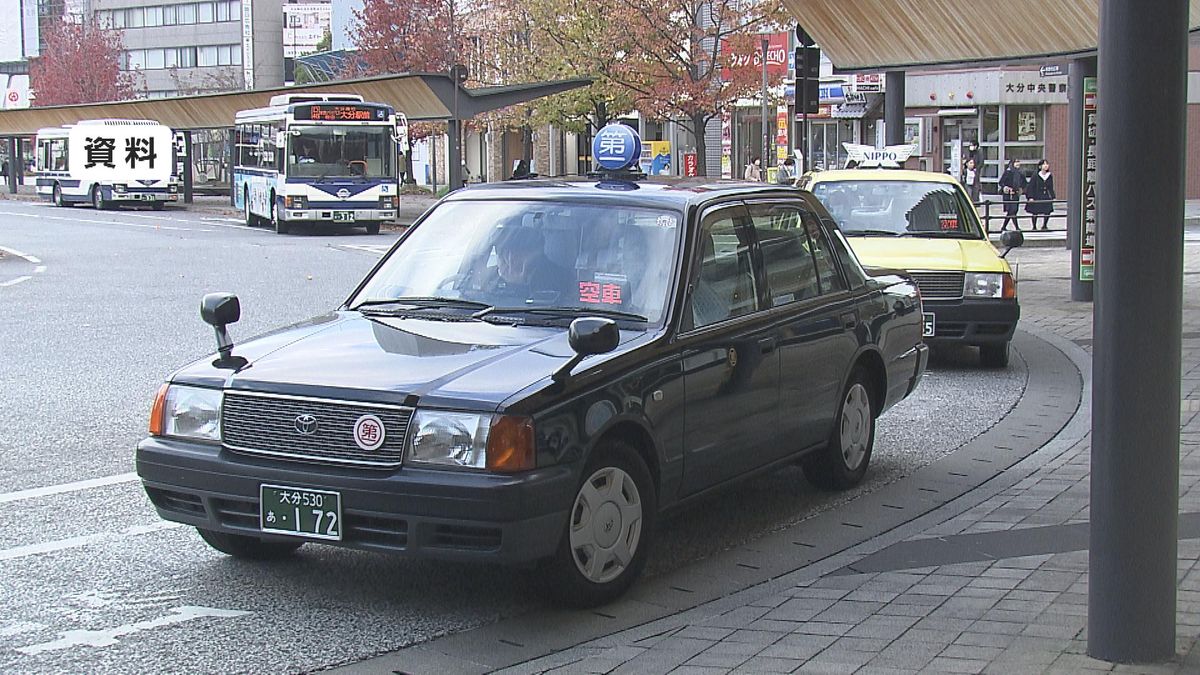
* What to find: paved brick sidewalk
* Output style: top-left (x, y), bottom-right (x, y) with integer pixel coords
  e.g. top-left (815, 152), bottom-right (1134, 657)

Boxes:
top-left (490, 245), bottom-right (1200, 674)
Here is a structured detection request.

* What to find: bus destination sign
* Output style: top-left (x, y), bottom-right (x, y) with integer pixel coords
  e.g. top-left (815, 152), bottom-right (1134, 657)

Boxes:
top-left (295, 104), bottom-right (390, 122)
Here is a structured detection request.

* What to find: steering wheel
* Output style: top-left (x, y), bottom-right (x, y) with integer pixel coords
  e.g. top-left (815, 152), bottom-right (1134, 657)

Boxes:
top-left (349, 160), bottom-right (368, 176)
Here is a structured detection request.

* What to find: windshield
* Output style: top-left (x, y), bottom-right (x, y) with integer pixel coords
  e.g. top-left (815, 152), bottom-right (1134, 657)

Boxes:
top-left (287, 125), bottom-right (393, 179)
top-left (351, 200), bottom-right (682, 324)
top-left (811, 180), bottom-right (982, 238)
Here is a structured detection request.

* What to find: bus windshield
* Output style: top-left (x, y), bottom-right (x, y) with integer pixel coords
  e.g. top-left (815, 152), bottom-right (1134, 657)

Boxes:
top-left (287, 125), bottom-right (393, 179)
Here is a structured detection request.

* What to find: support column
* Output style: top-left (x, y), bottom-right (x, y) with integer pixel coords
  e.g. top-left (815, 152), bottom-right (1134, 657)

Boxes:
top-left (885, 71), bottom-right (905, 146)
top-left (227, 128), bottom-right (236, 206)
top-left (447, 119), bottom-right (462, 191)
top-left (1088, 0), bottom-right (1186, 663)
top-left (182, 130), bottom-right (194, 205)
top-left (1068, 57), bottom-right (1096, 300)
top-left (7, 138), bottom-right (18, 194)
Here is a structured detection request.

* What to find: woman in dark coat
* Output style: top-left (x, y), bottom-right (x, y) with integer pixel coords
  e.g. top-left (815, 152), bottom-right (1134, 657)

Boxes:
top-left (997, 159), bottom-right (1026, 232)
top-left (1024, 159), bottom-right (1056, 230)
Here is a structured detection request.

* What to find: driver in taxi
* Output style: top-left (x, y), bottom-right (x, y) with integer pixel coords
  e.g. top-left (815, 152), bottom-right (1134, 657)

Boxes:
top-left (485, 226), bottom-right (573, 301)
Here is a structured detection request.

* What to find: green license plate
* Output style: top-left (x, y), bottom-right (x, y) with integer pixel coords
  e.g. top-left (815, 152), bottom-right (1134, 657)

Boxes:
top-left (260, 485), bottom-right (342, 540)
top-left (333, 211), bottom-right (355, 222)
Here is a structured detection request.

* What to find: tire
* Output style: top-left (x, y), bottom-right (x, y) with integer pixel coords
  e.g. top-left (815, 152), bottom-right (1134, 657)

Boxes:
top-left (151, 201), bottom-right (165, 211)
top-left (542, 441), bottom-right (655, 608)
top-left (980, 342), bottom-right (1010, 368)
top-left (53, 184), bottom-right (65, 207)
top-left (243, 189), bottom-right (256, 227)
top-left (91, 185), bottom-right (107, 210)
top-left (364, 221), bottom-right (381, 235)
top-left (271, 194), bottom-right (288, 234)
top-left (804, 365), bottom-right (876, 491)
top-left (196, 528), bottom-right (303, 560)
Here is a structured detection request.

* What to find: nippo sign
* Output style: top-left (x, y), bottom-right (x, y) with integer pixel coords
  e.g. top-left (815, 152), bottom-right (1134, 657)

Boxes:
top-left (842, 143), bottom-right (918, 169)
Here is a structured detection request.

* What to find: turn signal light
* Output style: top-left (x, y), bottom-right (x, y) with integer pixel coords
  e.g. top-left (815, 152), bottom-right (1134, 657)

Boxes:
top-left (1002, 273), bottom-right (1017, 299)
top-left (486, 415), bottom-right (535, 473)
top-left (149, 383), bottom-right (169, 436)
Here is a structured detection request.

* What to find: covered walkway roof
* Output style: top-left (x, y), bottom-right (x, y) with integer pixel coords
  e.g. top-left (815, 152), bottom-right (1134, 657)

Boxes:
top-left (0, 72), bottom-right (591, 135)
top-left (782, 0), bottom-right (1200, 71)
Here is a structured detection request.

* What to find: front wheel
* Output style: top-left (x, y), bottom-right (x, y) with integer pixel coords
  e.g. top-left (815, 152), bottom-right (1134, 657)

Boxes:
top-left (542, 441), bottom-right (655, 608)
top-left (53, 184), bottom-right (65, 207)
top-left (91, 185), bottom-right (108, 210)
top-left (243, 190), bottom-right (256, 227)
top-left (980, 342), bottom-right (1010, 368)
top-left (196, 528), bottom-right (303, 560)
top-left (364, 221), bottom-right (381, 235)
top-left (804, 365), bottom-right (876, 490)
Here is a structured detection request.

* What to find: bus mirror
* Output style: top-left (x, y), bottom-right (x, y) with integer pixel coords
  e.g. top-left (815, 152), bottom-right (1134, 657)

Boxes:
top-left (275, 131), bottom-right (286, 146)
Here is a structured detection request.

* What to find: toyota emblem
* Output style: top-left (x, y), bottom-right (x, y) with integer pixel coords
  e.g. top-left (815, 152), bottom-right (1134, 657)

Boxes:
top-left (294, 414), bottom-right (319, 435)
top-left (336, 188), bottom-right (350, 199)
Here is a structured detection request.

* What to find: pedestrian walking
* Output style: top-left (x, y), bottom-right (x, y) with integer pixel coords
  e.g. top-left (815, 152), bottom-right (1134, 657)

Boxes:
top-left (776, 156), bottom-right (796, 185)
top-left (998, 158), bottom-right (1026, 232)
top-left (960, 156), bottom-right (981, 203)
top-left (1024, 159), bottom-right (1056, 230)
top-left (743, 157), bottom-right (763, 182)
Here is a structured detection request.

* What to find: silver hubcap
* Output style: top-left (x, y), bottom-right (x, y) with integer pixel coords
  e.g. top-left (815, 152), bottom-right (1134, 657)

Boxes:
top-left (840, 383), bottom-right (872, 471)
top-left (569, 466), bottom-right (642, 584)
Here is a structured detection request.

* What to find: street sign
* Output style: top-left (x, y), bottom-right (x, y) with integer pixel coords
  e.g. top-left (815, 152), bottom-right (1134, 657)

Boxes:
top-left (1040, 64), bottom-right (1065, 77)
top-left (1080, 76), bottom-right (1098, 282)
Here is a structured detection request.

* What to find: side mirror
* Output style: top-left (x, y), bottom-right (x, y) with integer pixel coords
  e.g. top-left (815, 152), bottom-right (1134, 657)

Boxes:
top-left (554, 317), bottom-right (620, 382)
top-left (200, 293), bottom-right (243, 367)
top-left (999, 230), bottom-right (1024, 258)
top-left (568, 317), bottom-right (620, 356)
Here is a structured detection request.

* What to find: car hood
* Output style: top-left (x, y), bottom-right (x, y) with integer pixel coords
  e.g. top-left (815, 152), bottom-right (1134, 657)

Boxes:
top-left (846, 236), bottom-right (1011, 273)
top-left (171, 311), bottom-right (649, 410)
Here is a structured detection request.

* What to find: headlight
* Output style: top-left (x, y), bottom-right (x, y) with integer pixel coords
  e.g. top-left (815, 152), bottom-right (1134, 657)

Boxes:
top-left (964, 272), bottom-right (1015, 299)
top-left (149, 384), bottom-right (221, 442)
top-left (408, 411), bottom-right (534, 472)
top-left (113, 184), bottom-right (126, 193)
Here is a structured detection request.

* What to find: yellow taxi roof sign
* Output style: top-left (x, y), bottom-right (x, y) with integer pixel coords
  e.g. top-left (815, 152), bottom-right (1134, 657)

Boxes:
top-left (843, 143), bottom-right (918, 169)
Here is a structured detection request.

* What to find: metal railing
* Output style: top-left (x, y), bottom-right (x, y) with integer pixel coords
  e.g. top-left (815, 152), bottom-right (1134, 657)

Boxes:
top-left (976, 198), bottom-right (1069, 234)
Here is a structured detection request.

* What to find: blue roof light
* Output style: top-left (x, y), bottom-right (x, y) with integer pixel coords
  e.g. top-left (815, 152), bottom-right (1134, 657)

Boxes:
top-left (592, 124), bottom-right (641, 172)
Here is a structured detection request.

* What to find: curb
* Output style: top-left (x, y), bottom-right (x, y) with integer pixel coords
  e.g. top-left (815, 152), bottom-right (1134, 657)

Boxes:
top-left (329, 328), bottom-right (1089, 675)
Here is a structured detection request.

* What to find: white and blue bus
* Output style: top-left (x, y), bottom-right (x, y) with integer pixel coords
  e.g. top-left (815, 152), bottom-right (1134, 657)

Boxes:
top-left (34, 119), bottom-right (181, 209)
top-left (233, 93), bottom-right (407, 235)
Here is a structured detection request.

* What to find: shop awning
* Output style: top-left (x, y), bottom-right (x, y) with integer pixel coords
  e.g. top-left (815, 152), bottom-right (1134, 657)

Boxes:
top-left (781, 0), bottom-right (1200, 71)
top-left (0, 73), bottom-right (591, 136)
top-left (831, 94), bottom-right (883, 119)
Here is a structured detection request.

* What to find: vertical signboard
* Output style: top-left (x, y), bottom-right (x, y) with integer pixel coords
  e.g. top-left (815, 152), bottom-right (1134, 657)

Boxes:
top-left (1080, 77), bottom-right (1097, 281)
top-left (241, 0), bottom-right (255, 89)
top-left (720, 111), bottom-right (732, 179)
top-left (775, 106), bottom-right (789, 160)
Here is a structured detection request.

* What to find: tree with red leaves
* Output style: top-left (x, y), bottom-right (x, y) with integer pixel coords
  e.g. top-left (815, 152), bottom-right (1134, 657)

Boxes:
top-left (30, 17), bottom-right (141, 106)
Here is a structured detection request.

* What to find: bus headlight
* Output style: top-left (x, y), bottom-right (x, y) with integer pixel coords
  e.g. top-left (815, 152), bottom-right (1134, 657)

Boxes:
top-left (113, 184), bottom-right (127, 193)
top-left (285, 195), bottom-right (308, 209)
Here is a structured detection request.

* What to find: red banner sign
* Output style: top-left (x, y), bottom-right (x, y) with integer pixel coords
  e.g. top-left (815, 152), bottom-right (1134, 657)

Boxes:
top-left (683, 152), bottom-right (698, 177)
top-left (721, 32), bottom-right (789, 78)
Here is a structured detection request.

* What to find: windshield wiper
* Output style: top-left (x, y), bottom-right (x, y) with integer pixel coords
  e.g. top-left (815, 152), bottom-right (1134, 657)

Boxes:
top-left (474, 306), bottom-right (648, 322)
top-left (353, 297), bottom-right (494, 313)
top-left (846, 229), bottom-right (905, 237)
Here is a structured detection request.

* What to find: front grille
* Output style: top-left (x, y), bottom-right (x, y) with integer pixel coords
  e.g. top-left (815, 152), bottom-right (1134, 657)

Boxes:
top-left (222, 392), bottom-right (413, 467)
top-left (910, 271), bottom-right (965, 300)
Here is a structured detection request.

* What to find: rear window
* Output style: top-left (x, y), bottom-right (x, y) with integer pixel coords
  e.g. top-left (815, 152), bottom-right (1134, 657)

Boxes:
top-left (811, 180), bottom-right (982, 239)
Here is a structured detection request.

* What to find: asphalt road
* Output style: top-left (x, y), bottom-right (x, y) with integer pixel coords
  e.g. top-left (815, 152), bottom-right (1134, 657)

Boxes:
top-left (0, 200), bottom-right (1024, 673)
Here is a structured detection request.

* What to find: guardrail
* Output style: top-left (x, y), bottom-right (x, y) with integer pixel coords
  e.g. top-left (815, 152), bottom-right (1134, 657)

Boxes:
top-left (976, 198), bottom-right (1069, 234)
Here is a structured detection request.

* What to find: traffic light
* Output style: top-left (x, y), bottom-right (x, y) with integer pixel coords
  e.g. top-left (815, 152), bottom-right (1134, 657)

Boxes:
top-left (795, 45), bottom-right (821, 114)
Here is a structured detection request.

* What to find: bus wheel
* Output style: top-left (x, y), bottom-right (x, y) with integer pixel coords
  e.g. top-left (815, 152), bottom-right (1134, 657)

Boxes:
top-left (53, 184), bottom-right (65, 207)
top-left (271, 195), bottom-right (289, 234)
top-left (364, 221), bottom-right (381, 235)
top-left (151, 201), bottom-right (165, 211)
top-left (243, 190), bottom-right (255, 227)
top-left (91, 185), bottom-right (108, 210)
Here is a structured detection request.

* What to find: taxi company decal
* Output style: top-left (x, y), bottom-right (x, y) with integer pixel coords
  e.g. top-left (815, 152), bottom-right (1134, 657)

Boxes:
top-left (842, 143), bottom-right (918, 169)
top-left (353, 415), bottom-right (386, 451)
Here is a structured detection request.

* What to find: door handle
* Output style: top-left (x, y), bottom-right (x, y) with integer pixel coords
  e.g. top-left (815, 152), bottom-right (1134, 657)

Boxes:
top-left (757, 336), bottom-right (777, 353)
top-left (840, 311), bottom-right (858, 330)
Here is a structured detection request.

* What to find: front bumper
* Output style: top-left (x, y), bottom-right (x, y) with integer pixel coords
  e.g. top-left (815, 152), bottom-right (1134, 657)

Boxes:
top-left (136, 437), bottom-right (574, 564)
top-left (923, 298), bottom-right (1020, 346)
top-left (112, 192), bottom-right (178, 202)
top-left (281, 208), bottom-right (395, 223)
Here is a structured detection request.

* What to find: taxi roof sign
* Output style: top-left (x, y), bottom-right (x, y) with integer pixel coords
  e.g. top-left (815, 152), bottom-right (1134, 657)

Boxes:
top-left (843, 143), bottom-right (918, 169)
top-left (592, 123), bottom-right (641, 171)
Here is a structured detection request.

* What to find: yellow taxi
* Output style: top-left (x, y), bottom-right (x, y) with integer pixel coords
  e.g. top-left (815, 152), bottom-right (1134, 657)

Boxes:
top-left (799, 163), bottom-right (1023, 367)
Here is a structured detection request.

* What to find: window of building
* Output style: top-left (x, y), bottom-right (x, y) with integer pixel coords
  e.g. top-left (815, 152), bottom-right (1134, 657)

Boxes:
top-left (163, 4), bottom-right (176, 24)
top-left (198, 45), bottom-right (218, 67)
top-left (178, 47), bottom-right (197, 68)
top-left (126, 7), bottom-right (143, 27)
top-left (146, 48), bottom-right (165, 69)
top-left (215, 0), bottom-right (229, 21)
top-left (127, 50), bottom-right (146, 70)
top-left (178, 3), bottom-right (195, 23)
top-left (1006, 105), bottom-right (1043, 143)
top-left (111, 9), bottom-right (125, 27)
top-left (231, 46), bottom-right (241, 65)
top-left (145, 6), bottom-right (162, 26)
top-left (198, 1), bottom-right (214, 22)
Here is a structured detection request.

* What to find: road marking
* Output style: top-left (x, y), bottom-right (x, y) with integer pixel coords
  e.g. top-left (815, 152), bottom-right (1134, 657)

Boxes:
top-left (0, 245), bottom-right (38, 262)
top-left (339, 243), bottom-right (392, 256)
top-left (0, 210), bottom-right (194, 231)
top-left (0, 275), bottom-right (32, 287)
top-left (0, 521), bottom-right (185, 562)
top-left (0, 471), bottom-right (141, 504)
top-left (16, 605), bottom-right (251, 654)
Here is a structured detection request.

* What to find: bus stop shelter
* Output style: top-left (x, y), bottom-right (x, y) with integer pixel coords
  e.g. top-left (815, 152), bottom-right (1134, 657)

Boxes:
top-left (0, 72), bottom-right (590, 198)
top-left (782, 0), bottom-right (1199, 663)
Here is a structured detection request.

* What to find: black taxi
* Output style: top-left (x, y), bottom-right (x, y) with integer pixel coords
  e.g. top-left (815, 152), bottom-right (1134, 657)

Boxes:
top-left (136, 175), bottom-right (928, 607)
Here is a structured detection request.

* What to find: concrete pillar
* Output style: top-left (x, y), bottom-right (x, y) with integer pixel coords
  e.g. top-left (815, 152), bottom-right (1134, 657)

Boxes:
top-left (1088, 0), bottom-right (1186, 663)
top-left (447, 120), bottom-right (462, 190)
top-left (1068, 57), bottom-right (1096, 301)
top-left (7, 138), bottom-right (18, 194)
top-left (885, 71), bottom-right (905, 146)
top-left (182, 130), bottom-right (194, 205)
